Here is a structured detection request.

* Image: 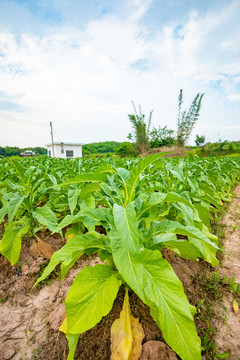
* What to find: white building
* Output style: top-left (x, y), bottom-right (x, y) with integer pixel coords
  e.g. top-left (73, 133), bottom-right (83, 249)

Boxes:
top-left (46, 142), bottom-right (84, 158)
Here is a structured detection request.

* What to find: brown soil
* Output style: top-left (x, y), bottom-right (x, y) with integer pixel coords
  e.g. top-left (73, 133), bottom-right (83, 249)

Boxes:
top-left (0, 235), bottom-right (206, 359)
top-left (214, 183), bottom-right (240, 359)
top-left (0, 185), bottom-right (240, 360)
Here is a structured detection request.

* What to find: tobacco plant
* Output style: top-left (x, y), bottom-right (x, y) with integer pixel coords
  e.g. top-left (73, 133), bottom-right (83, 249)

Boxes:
top-left (0, 158), bottom-right (60, 264)
top-left (34, 153), bottom-right (228, 360)
top-left (1, 155), bottom-right (240, 359)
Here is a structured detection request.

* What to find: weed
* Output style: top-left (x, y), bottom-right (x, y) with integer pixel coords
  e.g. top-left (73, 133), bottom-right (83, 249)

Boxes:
top-left (229, 223), bottom-right (240, 232)
top-left (228, 276), bottom-right (240, 297)
top-left (34, 262), bottom-right (60, 289)
top-left (203, 333), bottom-right (230, 359)
top-left (30, 347), bottom-right (43, 359)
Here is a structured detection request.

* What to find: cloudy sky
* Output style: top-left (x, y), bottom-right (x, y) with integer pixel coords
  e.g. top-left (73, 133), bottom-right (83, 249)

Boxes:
top-left (0, 0), bottom-right (239, 147)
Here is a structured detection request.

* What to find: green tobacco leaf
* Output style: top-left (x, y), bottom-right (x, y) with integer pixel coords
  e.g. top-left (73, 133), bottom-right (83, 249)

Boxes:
top-left (66, 333), bottom-right (80, 360)
top-left (0, 205), bottom-right (8, 223)
top-left (82, 193), bottom-right (95, 208)
top-left (165, 241), bottom-right (197, 260)
top-left (65, 223), bottom-right (85, 239)
top-left (101, 183), bottom-right (123, 206)
top-left (0, 224), bottom-right (29, 265)
top-left (8, 194), bottom-right (24, 225)
top-left (116, 167), bottom-right (130, 183)
top-left (32, 205), bottom-right (58, 232)
top-left (58, 173), bottom-right (108, 187)
top-left (148, 234), bottom-right (197, 261)
top-left (142, 250), bottom-right (201, 360)
top-left (68, 188), bottom-right (79, 214)
top-left (80, 207), bottom-right (113, 229)
top-left (52, 207), bottom-right (113, 234)
top-left (189, 237), bottom-right (219, 266)
top-left (149, 192), bottom-right (193, 208)
top-left (80, 183), bottom-right (101, 199)
top-left (65, 264), bottom-right (122, 334)
top-left (126, 153), bottom-right (166, 202)
top-left (10, 158), bottom-right (26, 185)
top-left (110, 232), bottom-right (201, 360)
top-left (34, 233), bottom-right (109, 285)
top-left (47, 174), bottom-right (58, 186)
top-left (52, 213), bottom-right (83, 234)
top-left (148, 220), bottom-right (219, 266)
top-left (107, 175), bottom-right (125, 205)
top-left (95, 164), bottom-right (118, 174)
top-left (113, 203), bottom-right (140, 253)
top-left (195, 203), bottom-right (210, 228)
top-left (200, 194), bottom-right (223, 212)
top-left (138, 192), bottom-right (193, 220)
top-left (149, 220), bottom-right (219, 250)
top-left (110, 229), bottom-right (143, 294)
top-left (169, 168), bottom-right (184, 182)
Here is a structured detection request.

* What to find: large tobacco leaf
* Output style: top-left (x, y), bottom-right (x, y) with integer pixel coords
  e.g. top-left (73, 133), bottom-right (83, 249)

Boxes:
top-left (148, 219), bottom-right (219, 265)
top-left (110, 228), bottom-right (201, 360)
top-left (111, 203), bottom-right (201, 360)
top-left (65, 264), bottom-right (122, 334)
top-left (32, 205), bottom-right (58, 232)
top-left (52, 207), bottom-right (113, 234)
top-left (137, 191), bottom-right (193, 220)
top-left (58, 173), bottom-right (108, 187)
top-left (113, 203), bottom-right (140, 253)
top-left (34, 232), bottom-right (110, 285)
top-left (0, 224), bottom-right (29, 265)
top-left (8, 194), bottom-right (25, 225)
top-left (68, 188), bottom-right (79, 214)
top-left (148, 234), bottom-right (198, 261)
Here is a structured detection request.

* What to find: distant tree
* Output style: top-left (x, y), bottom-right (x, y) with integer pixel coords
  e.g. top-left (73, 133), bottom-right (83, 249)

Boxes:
top-left (83, 141), bottom-right (121, 154)
top-left (0, 147), bottom-right (6, 156)
top-left (195, 135), bottom-right (205, 146)
top-left (4, 146), bottom-right (21, 157)
top-left (177, 89), bottom-right (204, 147)
top-left (115, 142), bottom-right (136, 157)
top-left (149, 126), bottom-right (175, 148)
top-left (33, 147), bottom-right (47, 155)
top-left (128, 102), bottom-right (153, 154)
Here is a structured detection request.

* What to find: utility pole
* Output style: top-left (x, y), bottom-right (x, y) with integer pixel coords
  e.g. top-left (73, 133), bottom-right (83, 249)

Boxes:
top-left (50, 121), bottom-right (55, 157)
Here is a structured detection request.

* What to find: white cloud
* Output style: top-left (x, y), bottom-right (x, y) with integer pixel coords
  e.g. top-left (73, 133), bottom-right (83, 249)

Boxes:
top-left (128, 0), bottom-right (153, 22)
top-left (226, 94), bottom-right (240, 102)
top-left (0, 0), bottom-right (239, 147)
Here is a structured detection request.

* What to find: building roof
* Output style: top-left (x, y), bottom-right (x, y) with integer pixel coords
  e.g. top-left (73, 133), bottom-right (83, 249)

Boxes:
top-left (46, 142), bottom-right (84, 146)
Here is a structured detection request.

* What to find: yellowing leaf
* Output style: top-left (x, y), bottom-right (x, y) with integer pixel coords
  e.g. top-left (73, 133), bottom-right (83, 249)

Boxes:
top-left (65, 234), bottom-right (74, 243)
top-left (111, 289), bottom-right (144, 360)
top-left (220, 200), bottom-right (223, 206)
top-left (59, 315), bottom-right (67, 333)
top-left (233, 299), bottom-right (239, 313)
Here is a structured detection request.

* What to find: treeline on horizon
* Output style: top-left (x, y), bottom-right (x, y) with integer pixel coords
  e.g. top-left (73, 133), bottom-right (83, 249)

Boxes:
top-left (0, 146), bottom-right (47, 157)
top-left (0, 142), bottom-right (121, 157)
top-left (1, 140), bottom-right (240, 158)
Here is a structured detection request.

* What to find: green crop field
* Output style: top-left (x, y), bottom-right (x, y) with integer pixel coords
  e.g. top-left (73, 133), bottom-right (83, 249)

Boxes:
top-left (1, 154), bottom-right (240, 360)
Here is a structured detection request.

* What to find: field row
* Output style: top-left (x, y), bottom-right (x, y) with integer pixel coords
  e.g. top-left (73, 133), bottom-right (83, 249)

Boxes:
top-left (0, 154), bottom-right (240, 360)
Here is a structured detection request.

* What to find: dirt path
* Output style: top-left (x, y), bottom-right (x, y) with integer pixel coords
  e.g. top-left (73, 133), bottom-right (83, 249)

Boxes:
top-left (214, 182), bottom-right (240, 358)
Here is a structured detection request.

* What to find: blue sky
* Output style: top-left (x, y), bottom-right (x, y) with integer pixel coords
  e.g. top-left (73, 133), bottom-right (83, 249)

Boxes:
top-left (0, 0), bottom-right (239, 147)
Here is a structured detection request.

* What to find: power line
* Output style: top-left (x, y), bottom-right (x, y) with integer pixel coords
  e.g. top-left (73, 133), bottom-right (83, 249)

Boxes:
top-left (0, 113), bottom-right (48, 126)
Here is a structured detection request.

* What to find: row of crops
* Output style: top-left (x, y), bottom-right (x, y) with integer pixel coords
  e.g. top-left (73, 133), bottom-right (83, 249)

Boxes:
top-left (1, 154), bottom-right (240, 360)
